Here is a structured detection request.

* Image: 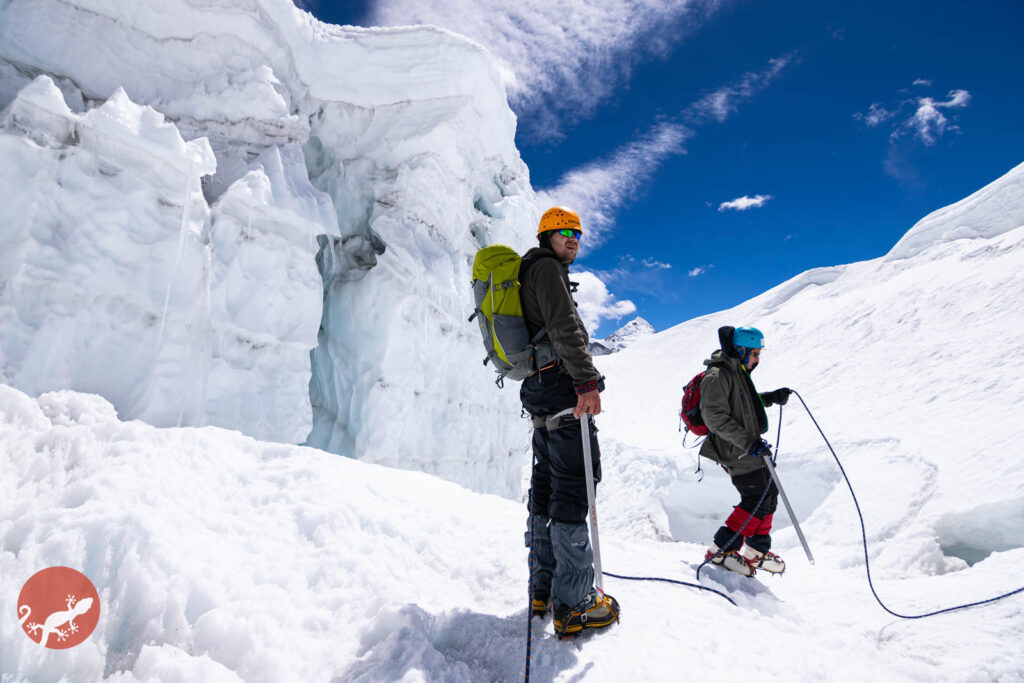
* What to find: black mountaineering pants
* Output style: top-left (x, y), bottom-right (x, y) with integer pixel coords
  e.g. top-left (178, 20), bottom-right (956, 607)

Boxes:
top-left (521, 366), bottom-right (601, 524)
top-left (521, 365), bottom-right (601, 609)
top-left (732, 467), bottom-right (779, 519)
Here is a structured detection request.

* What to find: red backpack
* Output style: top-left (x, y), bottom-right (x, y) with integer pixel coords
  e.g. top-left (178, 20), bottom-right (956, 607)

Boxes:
top-left (680, 371), bottom-right (709, 436)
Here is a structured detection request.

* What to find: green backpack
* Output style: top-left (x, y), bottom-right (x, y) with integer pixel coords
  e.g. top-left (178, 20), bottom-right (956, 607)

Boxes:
top-left (470, 245), bottom-right (546, 385)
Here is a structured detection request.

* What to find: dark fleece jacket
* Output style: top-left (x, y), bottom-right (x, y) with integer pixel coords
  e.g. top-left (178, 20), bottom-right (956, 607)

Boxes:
top-left (519, 247), bottom-right (600, 387)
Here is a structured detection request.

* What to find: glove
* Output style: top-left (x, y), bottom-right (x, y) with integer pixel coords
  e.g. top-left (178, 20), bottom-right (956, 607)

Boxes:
top-left (742, 438), bottom-right (772, 459)
top-left (761, 387), bottom-right (791, 406)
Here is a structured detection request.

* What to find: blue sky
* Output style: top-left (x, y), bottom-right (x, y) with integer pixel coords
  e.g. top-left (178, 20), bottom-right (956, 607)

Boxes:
top-left (298, 0), bottom-right (1024, 337)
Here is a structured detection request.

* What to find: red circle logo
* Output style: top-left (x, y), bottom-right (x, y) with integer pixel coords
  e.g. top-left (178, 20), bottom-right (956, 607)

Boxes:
top-left (18, 567), bottom-right (100, 649)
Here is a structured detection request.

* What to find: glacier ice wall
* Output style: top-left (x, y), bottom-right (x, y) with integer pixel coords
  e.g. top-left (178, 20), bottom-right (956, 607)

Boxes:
top-left (0, 0), bottom-right (537, 496)
top-left (0, 78), bottom-right (218, 427)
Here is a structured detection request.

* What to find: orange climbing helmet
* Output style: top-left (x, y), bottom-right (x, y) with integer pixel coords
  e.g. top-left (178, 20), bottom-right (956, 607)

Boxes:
top-left (537, 207), bottom-right (582, 236)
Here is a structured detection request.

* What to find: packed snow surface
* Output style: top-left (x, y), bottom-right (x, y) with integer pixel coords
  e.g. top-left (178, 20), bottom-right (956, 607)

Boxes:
top-left (3, 164), bottom-right (1024, 680)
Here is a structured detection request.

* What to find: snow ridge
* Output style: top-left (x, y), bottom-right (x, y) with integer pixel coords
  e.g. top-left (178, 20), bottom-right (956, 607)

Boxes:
top-left (886, 160), bottom-right (1024, 260)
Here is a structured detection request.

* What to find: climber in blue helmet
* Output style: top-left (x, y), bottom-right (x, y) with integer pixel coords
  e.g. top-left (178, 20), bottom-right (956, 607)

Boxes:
top-left (698, 325), bottom-right (792, 576)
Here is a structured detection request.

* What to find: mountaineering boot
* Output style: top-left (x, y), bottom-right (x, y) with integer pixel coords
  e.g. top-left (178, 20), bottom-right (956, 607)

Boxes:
top-left (532, 591), bottom-right (552, 618)
top-left (741, 546), bottom-right (786, 574)
top-left (553, 591), bottom-right (620, 638)
top-left (705, 543), bottom-right (756, 577)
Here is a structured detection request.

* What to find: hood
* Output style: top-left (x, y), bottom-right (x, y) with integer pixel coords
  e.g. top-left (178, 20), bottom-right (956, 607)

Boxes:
top-left (715, 324), bottom-right (760, 371)
top-left (717, 325), bottom-right (739, 359)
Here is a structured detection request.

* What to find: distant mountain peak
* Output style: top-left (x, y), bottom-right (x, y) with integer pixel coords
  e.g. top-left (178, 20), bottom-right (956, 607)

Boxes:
top-left (591, 317), bottom-right (655, 355)
top-left (608, 317), bottom-right (655, 343)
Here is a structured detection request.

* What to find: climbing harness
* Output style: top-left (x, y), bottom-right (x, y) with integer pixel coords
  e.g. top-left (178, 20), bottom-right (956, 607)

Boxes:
top-left (531, 407), bottom-right (577, 431)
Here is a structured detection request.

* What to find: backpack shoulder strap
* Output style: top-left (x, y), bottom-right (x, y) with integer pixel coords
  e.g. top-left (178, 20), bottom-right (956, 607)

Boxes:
top-left (519, 249), bottom-right (560, 347)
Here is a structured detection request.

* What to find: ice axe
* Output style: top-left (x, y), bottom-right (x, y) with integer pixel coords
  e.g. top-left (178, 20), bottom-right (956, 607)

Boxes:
top-left (580, 414), bottom-right (605, 592)
top-left (763, 453), bottom-right (815, 564)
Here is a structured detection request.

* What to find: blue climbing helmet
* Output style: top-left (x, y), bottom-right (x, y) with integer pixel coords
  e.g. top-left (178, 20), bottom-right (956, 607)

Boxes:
top-left (733, 326), bottom-right (764, 350)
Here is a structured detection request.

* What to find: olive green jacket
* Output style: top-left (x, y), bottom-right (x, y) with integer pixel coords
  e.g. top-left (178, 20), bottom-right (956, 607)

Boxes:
top-left (698, 350), bottom-right (769, 477)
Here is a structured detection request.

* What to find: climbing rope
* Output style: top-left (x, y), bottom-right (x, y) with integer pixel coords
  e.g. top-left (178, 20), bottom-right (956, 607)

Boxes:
top-left (525, 387), bottom-right (1024, 681)
top-left (525, 464), bottom-right (536, 683)
top-left (791, 390), bottom-right (1024, 618)
top-left (569, 410), bottom-right (787, 616)
top-left (604, 571), bottom-right (736, 605)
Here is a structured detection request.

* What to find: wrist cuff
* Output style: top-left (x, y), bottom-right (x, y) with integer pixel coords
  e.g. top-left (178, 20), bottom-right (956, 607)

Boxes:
top-left (575, 379), bottom-right (600, 395)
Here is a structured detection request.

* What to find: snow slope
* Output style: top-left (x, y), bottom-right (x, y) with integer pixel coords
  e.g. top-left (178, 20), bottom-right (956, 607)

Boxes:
top-left (598, 162), bottom-right (1024, 554)
top-left (0, 385), bottom-right (527, 681)
top-left (3, 164), bottom-right (1023, 682)
top-left (0, 0), bottom-right (537, 496)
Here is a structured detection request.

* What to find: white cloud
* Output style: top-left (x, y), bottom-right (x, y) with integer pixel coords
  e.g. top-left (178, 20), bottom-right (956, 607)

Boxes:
top-left (857, 84), bottom-right (972, 182)
top-left (685, 55), bottom-right (791, 124)
top-left (857, 85), bottom-right (972, 147)
top-left (366, 0), bottom-right (722, 139)
top-left (906, 99), bottom-right (948, 145)
top-left (598, 255), bottom-right (674, 280)
top-left (905, 90), bottom-right (972, 145)
top-left (688, 265), bottom-right (712, 277)
top-left (584, 256), bottom-right (674, 298)
top-left (941, 89), bottom-right (972, 108)
top-left (641, 257), bottom-right (672, 269)
top-left (537, 57), bottom-right (790, 245)
top-left (853, 103), bottom-right (895, 127)
top-left (718, 194), bottom-right (773, 211)
top-left (536, 123), bottom-right (691, 244)
top-left (571, 270), bottom-right (636, 333)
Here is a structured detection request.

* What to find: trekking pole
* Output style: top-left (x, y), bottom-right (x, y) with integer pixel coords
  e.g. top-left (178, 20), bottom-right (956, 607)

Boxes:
top-left (580, 414), bottom-right (604, 593)
top-left (762, 454), bottom-right (815, 565)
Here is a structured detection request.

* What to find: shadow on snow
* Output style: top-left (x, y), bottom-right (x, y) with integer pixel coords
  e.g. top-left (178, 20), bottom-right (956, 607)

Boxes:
top-left (336, 603), bottom-right (581, 682)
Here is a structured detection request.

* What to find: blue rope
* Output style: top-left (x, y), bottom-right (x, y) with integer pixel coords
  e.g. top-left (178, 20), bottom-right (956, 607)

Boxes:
top-left (604, 571), bottom-right (736, 606)
top-left (792, 390), bottom-right (1024, 618)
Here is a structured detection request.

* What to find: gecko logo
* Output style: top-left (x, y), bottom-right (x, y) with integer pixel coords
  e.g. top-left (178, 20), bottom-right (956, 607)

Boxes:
top-left (18, 567), bottom-right (100, 649)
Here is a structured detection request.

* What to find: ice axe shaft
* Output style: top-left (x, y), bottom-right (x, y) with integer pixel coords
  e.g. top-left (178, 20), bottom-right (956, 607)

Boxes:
top-left (580, 414), bottom-right (604, 592)
top-left (763, 454), bottom-right (815, 565)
